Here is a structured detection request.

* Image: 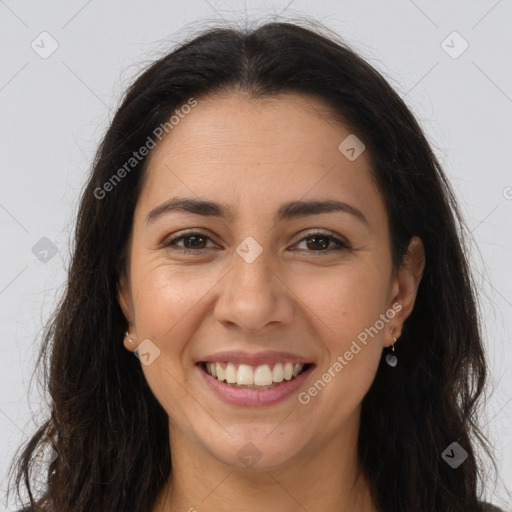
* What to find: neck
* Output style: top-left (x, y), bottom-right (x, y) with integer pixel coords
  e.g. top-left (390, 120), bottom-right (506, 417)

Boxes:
top-left (153, 411), bottom-right (377, 512)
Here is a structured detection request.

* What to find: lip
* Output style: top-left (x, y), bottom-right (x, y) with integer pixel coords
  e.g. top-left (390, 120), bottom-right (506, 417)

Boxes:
top-left (196, 350), bottom-right (313, 367)
top-left (197, 362), bottom-right (315, 407)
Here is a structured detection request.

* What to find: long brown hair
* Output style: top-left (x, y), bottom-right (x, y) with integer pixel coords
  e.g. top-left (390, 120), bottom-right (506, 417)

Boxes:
top-left (7, 19), bottom-right (498, 512)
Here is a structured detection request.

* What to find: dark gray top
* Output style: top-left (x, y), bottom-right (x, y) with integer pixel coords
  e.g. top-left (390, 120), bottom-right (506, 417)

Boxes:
top-left (482, 502), bottom-right (506, 512)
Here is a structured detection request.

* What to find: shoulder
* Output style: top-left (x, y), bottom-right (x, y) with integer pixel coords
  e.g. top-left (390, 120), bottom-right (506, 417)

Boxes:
top-left (480, 502), bottom-right (506, 512)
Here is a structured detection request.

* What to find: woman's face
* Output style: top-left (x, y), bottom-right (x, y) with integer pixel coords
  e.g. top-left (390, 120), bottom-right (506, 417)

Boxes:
top-left (118, 91), bottom-right (424, 471)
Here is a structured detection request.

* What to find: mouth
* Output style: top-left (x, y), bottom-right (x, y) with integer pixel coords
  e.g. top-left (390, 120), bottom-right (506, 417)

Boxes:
top-left (197, 361), bottom-right (315, 390)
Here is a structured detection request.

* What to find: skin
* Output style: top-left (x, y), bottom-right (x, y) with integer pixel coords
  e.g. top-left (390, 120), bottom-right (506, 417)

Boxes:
top-left (118, 91), bottom-right (425, 512)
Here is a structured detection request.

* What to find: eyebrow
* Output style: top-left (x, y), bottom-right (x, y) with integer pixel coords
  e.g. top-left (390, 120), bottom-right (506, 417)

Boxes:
top-left (145, 197), bottom-right (369, 226)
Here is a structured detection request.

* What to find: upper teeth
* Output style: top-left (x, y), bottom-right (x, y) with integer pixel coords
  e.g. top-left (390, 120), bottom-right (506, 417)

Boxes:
top-left (205, 362), bottom-right (305, 386)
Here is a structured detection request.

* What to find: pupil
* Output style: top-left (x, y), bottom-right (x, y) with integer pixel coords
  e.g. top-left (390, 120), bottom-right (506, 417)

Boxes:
top-left (307, 235), bottom-right (328, 250)
top-left (184, 235), bottom-right (205, 249)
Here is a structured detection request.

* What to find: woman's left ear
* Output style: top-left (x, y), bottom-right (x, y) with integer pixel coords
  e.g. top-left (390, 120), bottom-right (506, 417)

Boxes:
top-left (117, 274), bottom-right (137, 352)
top-left (388, 236), bottom-right (426, 337)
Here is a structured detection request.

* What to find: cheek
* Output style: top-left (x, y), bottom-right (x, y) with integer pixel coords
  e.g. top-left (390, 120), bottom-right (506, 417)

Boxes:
top-left (291, 265), bottom-right (389, 337)
top-left (133, 265), bottom-right (211, 334)
top-left (289, 264), bottom-right (390, 404)
top-left (130, 264), bottom-right (222, 392)
top-left (298, 270), bottom-right (388, 409)
top-left (130, 268), bottom-right (208, 418)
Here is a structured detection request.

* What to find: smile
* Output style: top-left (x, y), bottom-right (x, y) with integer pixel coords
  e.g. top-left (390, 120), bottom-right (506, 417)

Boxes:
top-left (200, 361), bottom-right (310, 389)
top-left (197, 361), bottom-right (315, 406)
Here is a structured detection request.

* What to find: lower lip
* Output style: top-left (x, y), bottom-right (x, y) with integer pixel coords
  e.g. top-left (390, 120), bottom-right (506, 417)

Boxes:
top-left (197, 364), bottom-right (315, 407)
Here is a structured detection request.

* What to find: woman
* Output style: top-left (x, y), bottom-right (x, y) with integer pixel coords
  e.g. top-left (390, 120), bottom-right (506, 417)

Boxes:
top-left (7, 19), bottom-right (506, 512)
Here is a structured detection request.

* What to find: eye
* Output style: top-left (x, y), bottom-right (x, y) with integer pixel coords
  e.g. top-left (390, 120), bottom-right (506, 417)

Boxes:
top-left (162, 230), bottom-right (351, 255)
top-left (162, 231), bottom-right (217, 254)
top-left (292, 230), bottom-right (351, 254)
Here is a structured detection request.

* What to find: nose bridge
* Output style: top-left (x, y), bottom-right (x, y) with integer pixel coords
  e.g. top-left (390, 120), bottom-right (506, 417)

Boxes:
top-left (230, 233), bottom-right (277, 302)
top-left (233, 235), bottom-right (274, 289)
top-left (213, 234), bottom-right (292, 332)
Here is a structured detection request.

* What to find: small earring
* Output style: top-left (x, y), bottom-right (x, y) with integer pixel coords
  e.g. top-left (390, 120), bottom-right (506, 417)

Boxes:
top-left (125, 331), bottom-right (134, 344)
top-left (385, 333), bottom-right (399, 367)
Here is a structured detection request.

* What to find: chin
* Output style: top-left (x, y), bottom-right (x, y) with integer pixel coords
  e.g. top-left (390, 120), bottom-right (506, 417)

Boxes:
top-left (203, 430), bottom-right (304, 471)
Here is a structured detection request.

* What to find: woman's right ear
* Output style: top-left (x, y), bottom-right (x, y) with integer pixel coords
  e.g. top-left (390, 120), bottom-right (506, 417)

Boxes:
top-left (117, 274), bottom-right (133, 322)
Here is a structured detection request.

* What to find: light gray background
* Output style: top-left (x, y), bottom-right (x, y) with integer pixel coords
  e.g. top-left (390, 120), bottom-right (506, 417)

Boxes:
top-left (1, 1), bottom-right (511, 510)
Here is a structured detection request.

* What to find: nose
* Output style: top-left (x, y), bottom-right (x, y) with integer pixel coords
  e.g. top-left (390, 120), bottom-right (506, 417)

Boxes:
top-left (213, 241), bottom-right (294, 333)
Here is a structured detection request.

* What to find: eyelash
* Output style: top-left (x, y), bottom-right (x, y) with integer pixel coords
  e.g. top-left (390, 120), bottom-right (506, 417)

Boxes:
top-left (162, 230), bottom-right (351, 255)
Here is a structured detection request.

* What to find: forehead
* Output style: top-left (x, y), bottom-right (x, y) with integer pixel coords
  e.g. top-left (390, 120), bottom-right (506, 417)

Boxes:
top-left (136, 92), bottom-right (385, 224)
